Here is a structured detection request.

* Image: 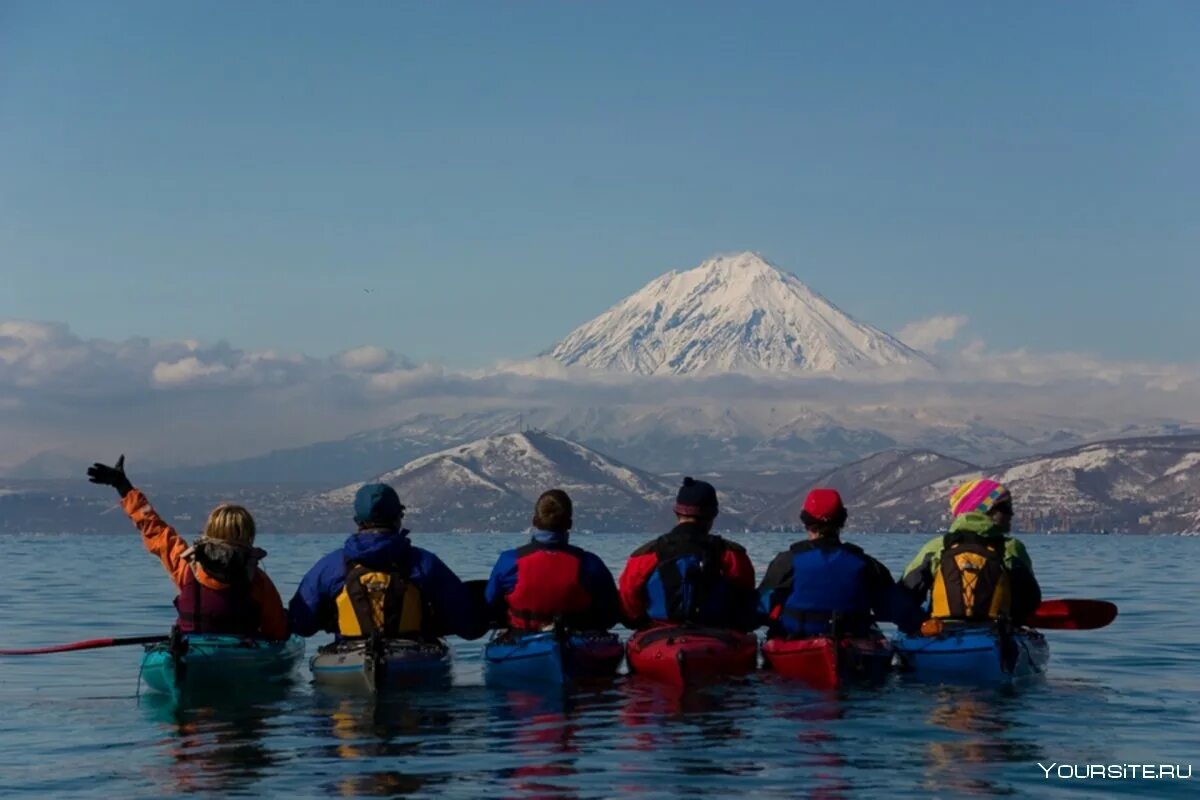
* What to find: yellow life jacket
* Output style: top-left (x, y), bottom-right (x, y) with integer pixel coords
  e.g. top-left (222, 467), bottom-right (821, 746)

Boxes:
top-left (335, 562), bottom-right (424, 637)
top-left (930, 531), bottom-right (1011, 621)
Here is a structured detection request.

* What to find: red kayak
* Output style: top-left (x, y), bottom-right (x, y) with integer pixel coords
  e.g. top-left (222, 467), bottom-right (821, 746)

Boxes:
top-left (762, 633), bottom-right (893, 689)
top-left (626, 625), bottom-right (757, 687)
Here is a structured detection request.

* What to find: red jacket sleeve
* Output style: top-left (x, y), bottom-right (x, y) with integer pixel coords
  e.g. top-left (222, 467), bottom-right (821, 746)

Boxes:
top-left (721, 547), bottom-right (756, 589)
top-left (618, 553), bottom-right (659, 625)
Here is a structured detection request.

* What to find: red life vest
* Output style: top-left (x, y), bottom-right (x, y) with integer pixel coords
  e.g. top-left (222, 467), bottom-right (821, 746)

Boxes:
top-left (174, 567), bottom-right (260, 636)
top-left (505, 542), bottom-right (592, 631)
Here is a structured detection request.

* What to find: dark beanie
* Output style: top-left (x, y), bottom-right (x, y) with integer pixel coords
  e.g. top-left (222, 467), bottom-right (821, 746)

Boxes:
top-left (354, 483), bottom-right (405, 528)
top-left (674, 477), bottom-right (719, 519)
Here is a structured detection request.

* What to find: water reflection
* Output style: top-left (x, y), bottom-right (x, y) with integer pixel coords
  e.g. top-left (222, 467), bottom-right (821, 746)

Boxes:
top-left (141, 693), bottom-right (288, 795)
top-left (486, 688), bottom-right (581, 800)
top-left (919, 688), bottom-right (1045, 796)
top-left (614, 678), bottom-right (766, 796)
top-left (308, 690), bottom-right (459, 796)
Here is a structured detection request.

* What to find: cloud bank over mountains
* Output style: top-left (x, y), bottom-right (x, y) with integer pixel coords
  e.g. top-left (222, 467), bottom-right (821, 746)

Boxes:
top-left (3, 314), bottom-right (1199, 473)
top-left (3, 253), bottom-right (1198, 472)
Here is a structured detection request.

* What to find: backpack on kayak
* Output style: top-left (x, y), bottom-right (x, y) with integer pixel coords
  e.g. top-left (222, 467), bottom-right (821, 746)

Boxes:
top-left (336, 561), bottom-right (424, 637)
top-left (930, 531), bottom-right (1012, 621)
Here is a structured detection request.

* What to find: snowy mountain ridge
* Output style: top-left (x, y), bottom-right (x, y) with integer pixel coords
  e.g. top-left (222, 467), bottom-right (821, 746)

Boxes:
top-left (546, 252), bottom-right (924, 375)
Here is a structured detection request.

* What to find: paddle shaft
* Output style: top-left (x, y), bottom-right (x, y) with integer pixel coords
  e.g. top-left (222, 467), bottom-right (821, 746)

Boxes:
top-left (0, 635), bottom-right (168, 656)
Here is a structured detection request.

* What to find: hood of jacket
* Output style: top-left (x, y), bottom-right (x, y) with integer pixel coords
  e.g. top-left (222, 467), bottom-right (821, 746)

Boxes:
top-left (948, 512), bottom-right (1007, 537)
top-left (342, 528), bottom-right (413, 568)
top-left (186, 538), bottom-right (266, 585)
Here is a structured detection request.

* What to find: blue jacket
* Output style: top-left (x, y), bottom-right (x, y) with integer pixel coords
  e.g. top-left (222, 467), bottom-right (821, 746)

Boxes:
top-left (758, 538), bottom-right (923, 636)
top-left (485, 530), bottom-right (621, 631)
top-left (288, 529), bottom-right (478, 638)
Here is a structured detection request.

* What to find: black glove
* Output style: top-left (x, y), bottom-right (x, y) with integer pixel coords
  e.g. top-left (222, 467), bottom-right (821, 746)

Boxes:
top-left (87, 454), bottom-right (133, 498)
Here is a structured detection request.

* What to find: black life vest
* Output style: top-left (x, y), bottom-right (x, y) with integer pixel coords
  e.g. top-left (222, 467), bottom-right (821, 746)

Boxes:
top-left (643, 527), bottom-right (731, 624)
top-left (931, 531), bottom-right (1012, 621)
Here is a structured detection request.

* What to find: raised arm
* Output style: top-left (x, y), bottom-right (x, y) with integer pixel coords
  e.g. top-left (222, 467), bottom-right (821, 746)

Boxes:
top-left (88, 456), bottom-right (190, 588)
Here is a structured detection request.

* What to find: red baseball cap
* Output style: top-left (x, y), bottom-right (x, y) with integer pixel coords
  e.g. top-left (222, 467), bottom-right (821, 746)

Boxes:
top-left (801, 488), bottom-right (846, 524)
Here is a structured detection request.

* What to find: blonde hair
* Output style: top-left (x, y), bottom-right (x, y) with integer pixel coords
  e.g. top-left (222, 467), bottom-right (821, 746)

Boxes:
top-left (202, 504), bottom-right (256, 546)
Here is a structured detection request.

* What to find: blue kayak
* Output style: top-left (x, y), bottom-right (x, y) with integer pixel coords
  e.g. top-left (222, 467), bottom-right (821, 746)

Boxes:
top-left (484, 630), bottom-right (624, 687)
top-left (893, 626), bottom-right (1049, 684)
top-left (310, 638), bottom-right (452, 692)
top-left (140, 633), bottom-right (305, 698)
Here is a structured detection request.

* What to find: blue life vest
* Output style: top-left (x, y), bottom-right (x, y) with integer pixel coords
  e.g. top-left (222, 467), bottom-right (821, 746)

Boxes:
top-left (771, 540), bottom-right (877, 637)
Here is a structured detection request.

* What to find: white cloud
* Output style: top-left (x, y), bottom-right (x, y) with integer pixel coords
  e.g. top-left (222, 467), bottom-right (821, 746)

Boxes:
top-left (152, 357), bottom-right (231, 386)
top-left (2, 317), bottom-right (1199, 472)
top-left (898, 315), bottom-right (969, 353)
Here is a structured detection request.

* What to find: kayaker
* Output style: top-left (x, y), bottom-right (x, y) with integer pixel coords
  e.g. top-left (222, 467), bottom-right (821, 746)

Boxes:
top-left (758, 488), bottom-right (922, 637)
top-left (288, 483), bottom-right (482, 640)
top-left (86, 455), bottom-right (289, 640)
top-left (901, 479), bottom-right (1042, 625)
top-left (485, 489), bottom-right (621, 632)
top-left (618, 477), bottom-right (757, 631)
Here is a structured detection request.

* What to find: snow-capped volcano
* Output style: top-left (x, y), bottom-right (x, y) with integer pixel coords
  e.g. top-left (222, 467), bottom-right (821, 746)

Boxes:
top-left (545, 252), bottom-right (923, 375)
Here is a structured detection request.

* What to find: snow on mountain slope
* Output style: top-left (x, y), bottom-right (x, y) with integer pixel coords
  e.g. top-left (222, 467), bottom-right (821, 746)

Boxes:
top-left (909, 436), bottom-right (1200, 532)
top-left (752, 449), bottom-right (978, 529)
top-left (546, 252), bottom-right (924, 375)
top-left (753, 434), bottom-right (1200, 532)
top-left (315, 431), bottom-right (687, 532)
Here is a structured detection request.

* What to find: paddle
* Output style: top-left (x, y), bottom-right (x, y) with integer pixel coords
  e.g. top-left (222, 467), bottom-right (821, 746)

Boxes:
top-left (1028, 599), bottom-right (1118, 630)
top-left (0, 635), bottom-right (168, 656)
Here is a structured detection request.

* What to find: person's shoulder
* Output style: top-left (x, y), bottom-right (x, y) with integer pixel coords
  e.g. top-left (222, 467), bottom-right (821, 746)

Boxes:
top-left (710, 534), bottom-right (747, 554)
top-left (490, 547), bottom-right (520, 569)
top-left (578, 549), bottom-right (613, 571)
top-left (919, 534), bottom-right (946, 551)
top-left (409, 545), bottom-right (447, 567)
top-left (1004, 536), bottom-right (1032, 559)
top-left (629, 537), bottom-right (662, 558)
top-left (310, 548), bottom-right (346, 572)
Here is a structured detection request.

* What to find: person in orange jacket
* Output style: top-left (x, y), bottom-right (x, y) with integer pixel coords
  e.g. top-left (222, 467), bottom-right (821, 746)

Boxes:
top-left (87, 455), bottom-right (289, 640)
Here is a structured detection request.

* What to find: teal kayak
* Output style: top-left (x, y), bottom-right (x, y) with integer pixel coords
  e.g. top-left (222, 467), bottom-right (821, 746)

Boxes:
top-left (893, 626), bottom-right (1049, 684)
top-left (310, 637), bottom-right (452, 692)
top-left (140, 633), bottom-right (305, 698)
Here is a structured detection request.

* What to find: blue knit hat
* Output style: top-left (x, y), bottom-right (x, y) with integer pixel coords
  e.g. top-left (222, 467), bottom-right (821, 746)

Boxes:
top-left (674, 476), bottom-right (719, 519)
top-left (354, 483), bottom-right (405, 528)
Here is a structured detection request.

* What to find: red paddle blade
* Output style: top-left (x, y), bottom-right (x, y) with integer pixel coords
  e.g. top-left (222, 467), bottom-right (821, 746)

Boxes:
top-left (1029, 599), bottom-right (1118, 630)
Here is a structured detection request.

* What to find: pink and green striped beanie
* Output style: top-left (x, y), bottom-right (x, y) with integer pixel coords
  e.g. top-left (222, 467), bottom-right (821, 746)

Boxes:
top-left (949, 479), bottom-right (1012, 517)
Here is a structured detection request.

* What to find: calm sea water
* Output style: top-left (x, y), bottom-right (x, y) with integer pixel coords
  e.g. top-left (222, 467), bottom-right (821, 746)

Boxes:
top-left (0, 532), bottom-right (1195, 798)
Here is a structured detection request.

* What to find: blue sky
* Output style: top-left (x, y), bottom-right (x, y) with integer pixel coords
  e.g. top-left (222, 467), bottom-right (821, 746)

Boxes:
top-left (2, 1), bottom-right (1197, 367)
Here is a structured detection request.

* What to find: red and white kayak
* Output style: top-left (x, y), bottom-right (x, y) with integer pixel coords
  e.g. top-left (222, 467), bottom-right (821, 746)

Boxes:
top-left (626, 625), bottom-right (757, 687)
top-left (761, 632), bottom-right (893, 689)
